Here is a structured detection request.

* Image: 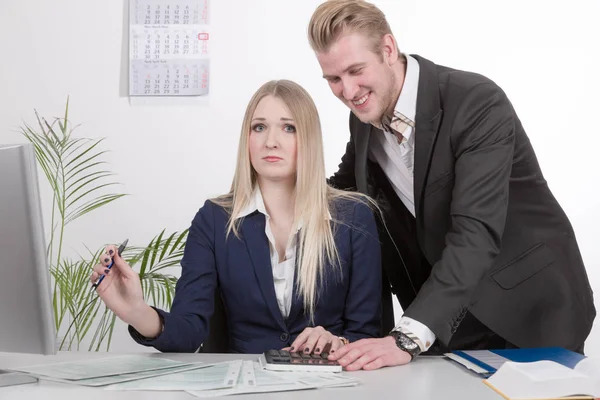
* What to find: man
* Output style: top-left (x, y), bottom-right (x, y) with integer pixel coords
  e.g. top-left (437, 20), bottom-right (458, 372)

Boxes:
top-left (308, 0), bottom-right (596, 370)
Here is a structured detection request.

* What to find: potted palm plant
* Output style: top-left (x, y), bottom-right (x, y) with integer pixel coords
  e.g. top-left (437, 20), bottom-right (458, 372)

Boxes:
top-left (20, 98), bottom-right (187, 351)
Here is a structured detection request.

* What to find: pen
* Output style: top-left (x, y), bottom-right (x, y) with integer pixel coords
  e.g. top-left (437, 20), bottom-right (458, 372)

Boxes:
top-left (92, 239), bottom-right (129, 290)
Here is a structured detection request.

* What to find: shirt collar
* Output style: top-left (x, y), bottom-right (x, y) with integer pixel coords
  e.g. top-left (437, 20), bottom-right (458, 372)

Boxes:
top-left (235, 186), bottom-right (268, 220)
top-left (394, 54), bottom-right (419, 125)
top-left (234, 187), bottom-right (332, 230)
top-left (374, 54), bottom-right (420, 141)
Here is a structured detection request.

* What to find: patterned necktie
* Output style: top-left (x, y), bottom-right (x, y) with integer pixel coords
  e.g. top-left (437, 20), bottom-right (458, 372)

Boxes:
top-left (381, 112), bottom-right (415, 145)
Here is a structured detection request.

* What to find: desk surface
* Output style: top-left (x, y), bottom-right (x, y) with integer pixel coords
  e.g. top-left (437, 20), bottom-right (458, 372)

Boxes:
top-left (0, 352), bottom-right (502, 400)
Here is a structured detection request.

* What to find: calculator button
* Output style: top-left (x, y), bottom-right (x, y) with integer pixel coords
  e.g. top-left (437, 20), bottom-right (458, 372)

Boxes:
top-left (290, 352), bottom-right (301, 358)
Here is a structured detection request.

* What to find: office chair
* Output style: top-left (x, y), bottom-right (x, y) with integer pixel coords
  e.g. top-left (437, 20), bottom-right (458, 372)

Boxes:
top-left (199, 286), bottom-right (230, 353)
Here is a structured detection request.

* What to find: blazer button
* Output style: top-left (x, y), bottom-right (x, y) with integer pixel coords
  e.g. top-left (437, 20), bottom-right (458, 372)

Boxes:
top-left (280, 332), bottom-right (289, 342)
top-left (450, 321), bottom-right (457, 334)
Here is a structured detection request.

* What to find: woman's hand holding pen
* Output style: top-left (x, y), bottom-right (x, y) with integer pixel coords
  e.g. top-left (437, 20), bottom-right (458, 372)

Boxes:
top-left (90, 244), bottom-right (151, 329)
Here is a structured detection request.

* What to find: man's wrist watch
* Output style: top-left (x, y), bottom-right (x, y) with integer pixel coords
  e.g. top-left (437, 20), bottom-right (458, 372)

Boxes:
top-left (389, 330), bottom-right (422, 360)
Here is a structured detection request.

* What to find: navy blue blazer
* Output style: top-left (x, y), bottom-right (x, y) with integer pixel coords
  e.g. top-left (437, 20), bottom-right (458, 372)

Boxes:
top-left (130, 197), bottom-right (382, 353)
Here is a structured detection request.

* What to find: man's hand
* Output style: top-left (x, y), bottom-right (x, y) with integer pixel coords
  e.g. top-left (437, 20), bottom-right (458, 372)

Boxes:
top-left (328, 336), bottom-right (412, 371)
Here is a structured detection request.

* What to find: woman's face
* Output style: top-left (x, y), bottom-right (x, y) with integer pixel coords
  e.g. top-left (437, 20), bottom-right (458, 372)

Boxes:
top-left (248, 95), bottom-right (298, 183)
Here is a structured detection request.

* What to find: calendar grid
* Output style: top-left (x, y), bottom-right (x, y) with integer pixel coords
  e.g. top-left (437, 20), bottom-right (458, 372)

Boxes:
top-left (129, 0), bottom-right (210, 96)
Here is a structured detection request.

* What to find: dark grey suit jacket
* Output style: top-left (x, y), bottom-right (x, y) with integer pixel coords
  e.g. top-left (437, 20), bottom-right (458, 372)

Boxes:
top-left (329, 54), bottom-right (595, 351)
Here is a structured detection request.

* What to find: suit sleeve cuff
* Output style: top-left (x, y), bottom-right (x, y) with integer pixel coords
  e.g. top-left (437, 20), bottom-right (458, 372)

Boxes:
top-left (128, 306), bottom-right (165, 346)
top-left (393, 316), bottom-right (436, 352)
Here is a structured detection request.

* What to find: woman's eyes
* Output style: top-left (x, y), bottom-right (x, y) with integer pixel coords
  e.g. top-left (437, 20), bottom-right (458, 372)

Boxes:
top-left (283, 124), bottom-right (296, 133)
top-left (252, 124), bottom-right (266, 132)
top-left (251, 124), bottom-right (296, 133)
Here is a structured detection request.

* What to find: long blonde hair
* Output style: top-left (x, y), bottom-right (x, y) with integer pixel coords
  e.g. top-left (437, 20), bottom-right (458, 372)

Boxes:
top-left (212, 80), bottom-right (375, 322)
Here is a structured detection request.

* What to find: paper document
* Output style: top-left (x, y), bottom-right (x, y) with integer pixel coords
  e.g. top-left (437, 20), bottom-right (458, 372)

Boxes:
top-left (10, 355), bottom-right (193, 380)
top-left (288, 372), bottom-right (360, 388)
top-left (484, 358), bottom-right (600, 399)
top-left (188, 360), bottom-right (360, 398)
top-left (105, 360), bottom-right (242, 391)
top-left (37, 362), bottom-right (207, 387)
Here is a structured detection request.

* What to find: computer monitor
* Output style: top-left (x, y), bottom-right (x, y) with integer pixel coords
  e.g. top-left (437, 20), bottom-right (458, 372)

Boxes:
top-left (0, 143), bottom-right (56, 386)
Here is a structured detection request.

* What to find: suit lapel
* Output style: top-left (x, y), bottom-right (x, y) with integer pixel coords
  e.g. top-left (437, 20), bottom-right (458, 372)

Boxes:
top-left (412, 54), bottom-right (443, 220)
top-left (240, 213), bottom-right (287, 331)
top-left (286, 234), bottom-right (303, 325)
top-left (354, 122), bottom-right (372, 194)
top-left (286, 275), bottom-right (304, 326)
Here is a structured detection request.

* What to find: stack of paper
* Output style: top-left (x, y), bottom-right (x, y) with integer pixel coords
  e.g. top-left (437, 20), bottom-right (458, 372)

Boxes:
top-left (187, 360), bottom-right (360, 398)
top-left (7, 355), bottom-right (360, 396)
top-left (105, 361), bottom-right (242, 391)
top-left (7, 355), bottom-right (209, 387)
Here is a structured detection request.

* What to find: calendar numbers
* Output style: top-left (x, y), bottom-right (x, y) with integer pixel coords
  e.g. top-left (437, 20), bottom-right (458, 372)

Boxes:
top-left (129, 0), bottom-right (210, 96)
top-left (130, 59), bottom-right (209, 96)
top-left (132, 0), bottom-right (208, 25)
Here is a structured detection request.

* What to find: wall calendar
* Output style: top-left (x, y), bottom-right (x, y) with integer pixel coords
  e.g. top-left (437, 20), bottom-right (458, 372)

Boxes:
top-left (129, 0), bottom-right (210, 97)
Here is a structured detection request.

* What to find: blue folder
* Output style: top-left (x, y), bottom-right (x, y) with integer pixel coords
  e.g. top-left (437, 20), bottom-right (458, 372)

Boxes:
top-left (446, 347), bottom-right (586, 377)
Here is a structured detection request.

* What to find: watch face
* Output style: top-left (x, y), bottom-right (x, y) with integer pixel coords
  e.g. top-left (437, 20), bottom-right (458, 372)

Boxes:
top-left (399, 334), bottom-right (418, 350)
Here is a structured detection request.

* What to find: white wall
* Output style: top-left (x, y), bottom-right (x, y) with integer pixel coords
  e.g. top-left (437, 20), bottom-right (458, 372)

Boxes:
top-left (1, 0), bottom-right (598, 354)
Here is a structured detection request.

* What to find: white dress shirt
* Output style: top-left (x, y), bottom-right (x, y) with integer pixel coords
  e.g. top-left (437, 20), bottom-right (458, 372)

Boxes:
top-left (368, 55), bottom-right (437, 352)
top-left (235, 188), bottom-right (298, 319)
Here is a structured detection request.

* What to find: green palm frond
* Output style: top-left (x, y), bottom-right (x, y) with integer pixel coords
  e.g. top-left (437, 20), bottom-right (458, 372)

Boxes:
top-left (133, 229), bottom-right (188, 308)
top-left (20, 97), bottom-right (127, 266)
top-left (20, 98), bottom-right (186, 352)
top-left (52, 257), bottom-right (103, 350)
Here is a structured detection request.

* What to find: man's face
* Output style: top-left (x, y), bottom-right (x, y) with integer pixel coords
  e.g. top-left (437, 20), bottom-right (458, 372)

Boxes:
top-left (316, 32), bottom-right (397, 125)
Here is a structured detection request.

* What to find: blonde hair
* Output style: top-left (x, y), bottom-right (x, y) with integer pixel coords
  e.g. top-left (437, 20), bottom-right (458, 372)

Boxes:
top-left (212, 79), bottom-right (376, 323)
top-left (308, 0), bottom-right (399, 58)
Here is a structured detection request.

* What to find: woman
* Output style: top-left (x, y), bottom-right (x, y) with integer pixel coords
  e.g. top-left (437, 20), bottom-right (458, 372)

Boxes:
top-left (90, 80), bottom-right (382, 355)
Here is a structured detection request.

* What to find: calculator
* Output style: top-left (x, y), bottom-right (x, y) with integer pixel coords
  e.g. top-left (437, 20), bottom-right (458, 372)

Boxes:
top-left (259, 349), bottom-right (342, 372)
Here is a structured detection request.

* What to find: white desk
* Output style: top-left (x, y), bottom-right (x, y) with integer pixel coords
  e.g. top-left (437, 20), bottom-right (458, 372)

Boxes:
top-left (0, 352), bottom-right (502, 400)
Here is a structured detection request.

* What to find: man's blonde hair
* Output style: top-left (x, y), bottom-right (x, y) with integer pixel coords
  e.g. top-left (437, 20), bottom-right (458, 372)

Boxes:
top-left (308, 0), bottom-right (395, 56)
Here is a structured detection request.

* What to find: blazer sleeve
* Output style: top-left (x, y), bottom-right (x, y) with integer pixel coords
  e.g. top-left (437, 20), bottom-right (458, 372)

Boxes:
top-left (129, 200), bottom-right (218, 352)
top-left (327, 113), bottom-right (358, 190)
top-left (342, 200), bottom-right (382, 341)
top-left (403, 82), bottom-right (516, 345)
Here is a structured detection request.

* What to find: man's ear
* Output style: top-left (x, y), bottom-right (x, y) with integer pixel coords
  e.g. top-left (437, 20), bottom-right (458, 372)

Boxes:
top-left (381, 33), bottom-right (399, 65)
